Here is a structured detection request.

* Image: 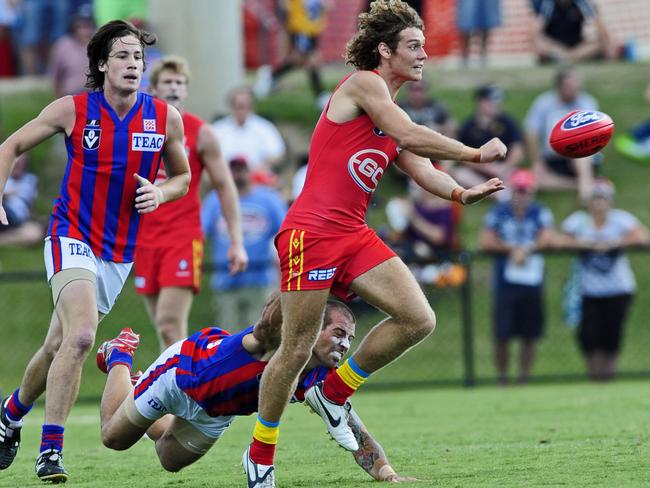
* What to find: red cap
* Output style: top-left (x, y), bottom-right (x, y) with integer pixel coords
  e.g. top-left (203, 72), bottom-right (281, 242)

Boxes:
top-left (509, 169), bottom-right (536, 190)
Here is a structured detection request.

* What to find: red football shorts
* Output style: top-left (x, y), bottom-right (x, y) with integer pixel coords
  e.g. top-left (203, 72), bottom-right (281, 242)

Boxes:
top-left (134, 239), bottom-right (204, 295)
top-left (276, 227), bottom-right (396, 300)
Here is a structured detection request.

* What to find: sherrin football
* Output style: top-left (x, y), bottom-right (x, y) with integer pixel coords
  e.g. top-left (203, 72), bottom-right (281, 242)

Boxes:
top-left (549, 110), bottom-right (614, 158)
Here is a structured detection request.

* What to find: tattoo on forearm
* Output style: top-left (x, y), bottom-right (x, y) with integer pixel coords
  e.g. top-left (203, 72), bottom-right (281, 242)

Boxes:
top-left (347, 408), bottom-right (387, 476)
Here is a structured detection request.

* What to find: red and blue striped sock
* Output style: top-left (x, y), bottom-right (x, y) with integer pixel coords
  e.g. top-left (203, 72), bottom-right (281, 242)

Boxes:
top-left (40, 425), bottom-right (64, 453)
top-left (5, 388), bottom-right (32, 424)
top-left (107, 350), bottom-right (133, 371)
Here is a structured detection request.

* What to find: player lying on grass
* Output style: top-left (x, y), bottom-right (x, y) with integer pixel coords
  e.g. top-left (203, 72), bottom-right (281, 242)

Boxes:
top-left (96, 292), bottom-right (415, 483)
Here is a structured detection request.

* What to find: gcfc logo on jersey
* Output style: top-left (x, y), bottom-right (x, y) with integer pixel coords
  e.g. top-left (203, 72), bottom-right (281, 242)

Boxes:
top-left (82, 119), bottom-right (101, 150)
top-left (347, 149), bottom-right (389, 193)
top-left (131, 133), bottom-right (164, 152)
top-left (561, 111), bottom-right (605, 131)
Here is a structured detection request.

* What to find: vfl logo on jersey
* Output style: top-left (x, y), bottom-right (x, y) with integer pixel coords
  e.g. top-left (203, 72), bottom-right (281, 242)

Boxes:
top-left (373, 127), bottom-right (386, 137)
top-left (131, 133), bottom-right (164, 152)
top-left (82, 128), bottom-right (100, 150)
top-left (561, 111), bottom-right (604, 131)
top-left (307, 267), bottom-right (337, 281)
top-left (206, 339), bottom-right (223, 350)
top-left (143, 119), bottom-right (156, 132)
top-left (347, 149), bottom-right (389, 193)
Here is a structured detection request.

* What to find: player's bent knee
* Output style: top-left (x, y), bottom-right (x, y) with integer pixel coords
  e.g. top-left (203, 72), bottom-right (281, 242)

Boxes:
top-left (101, 430), bottom-right (131, 451)
top-left (157, 320), bottom-right (183, 345)
top-left (66, 328), bottom-right (96, 357)
top-left (408, 307), bottom-right (437, 340)
top-left (158, 455), bottom-right (183, 473)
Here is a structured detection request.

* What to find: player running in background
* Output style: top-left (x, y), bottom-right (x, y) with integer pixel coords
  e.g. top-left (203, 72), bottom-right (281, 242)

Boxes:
top-left (0, 20), bottom-right (190, 482)
top-left (96, 294), bottom-right (415, 485)
top-left (247, 2), bottom-right (507, 485)
top-left (136, 56), bottom-right (248, 352)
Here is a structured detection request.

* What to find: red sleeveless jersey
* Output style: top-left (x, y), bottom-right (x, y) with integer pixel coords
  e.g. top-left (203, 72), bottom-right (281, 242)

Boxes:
top-left (48, 91), bottom-right (168, 263)
top-left (138, 111), bottom-right (205, 244)
top-left (281, 72), bottom-right (399, 235)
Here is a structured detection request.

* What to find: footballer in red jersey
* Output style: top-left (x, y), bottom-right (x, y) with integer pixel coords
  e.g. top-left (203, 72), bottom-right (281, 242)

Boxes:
top-left (96, 294), bottom-right (415, 483)
top-left (135, 56), bottom-right (247, 352)
top-left (0, 21), bottom-right (190, 482)
top-left (251, 2), bottom-right (508, 482)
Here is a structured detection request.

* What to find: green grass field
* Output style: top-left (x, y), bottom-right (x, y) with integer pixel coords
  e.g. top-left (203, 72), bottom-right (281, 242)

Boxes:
top-left (2, 380), bottom-right (649, 487)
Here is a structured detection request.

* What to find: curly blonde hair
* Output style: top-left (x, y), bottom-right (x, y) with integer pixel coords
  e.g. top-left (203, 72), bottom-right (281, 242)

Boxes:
top-left (345, 0), bottom-right (424, 71)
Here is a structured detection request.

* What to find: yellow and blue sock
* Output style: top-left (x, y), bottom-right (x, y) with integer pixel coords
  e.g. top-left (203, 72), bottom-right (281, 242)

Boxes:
top-left (323, 356), bottom-right (370, 405)
top-left (249, 416), bottom-right (279, 465)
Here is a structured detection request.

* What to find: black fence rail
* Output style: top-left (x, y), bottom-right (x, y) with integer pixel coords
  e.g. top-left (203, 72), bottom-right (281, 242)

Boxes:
top-left (1, 249), bottom-right (649, 399)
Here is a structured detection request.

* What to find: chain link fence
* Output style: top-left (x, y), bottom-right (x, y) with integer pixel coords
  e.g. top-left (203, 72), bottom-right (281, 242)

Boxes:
top-left (1, 249), bottom-right (649, 400)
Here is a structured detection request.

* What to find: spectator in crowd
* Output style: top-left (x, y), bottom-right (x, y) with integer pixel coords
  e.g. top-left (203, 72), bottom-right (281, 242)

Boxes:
top-left (399, 80), bottom-right (456, 138)
top-left (48, 8), bottom-right (96, 97)
top-left (614, 83), bottom-right (650, 162)
top-left (202, 157), bottom-right (287, 329)
top-left (0, 153), bottom-right (44, 246)
top-left (386, 180), bottom-right (459, 261)
top-left (524, 65), bottom-right (598, 202)
top-left (479, 169), bottom-right (556, 385)
top-left (212, 86), bottom-right (286, 178)
top-left (383, 179), bottom-right (465, 287)
top-left (531, 0), bottom-right (616, 64)
top-left (15, 0), bottom-right (70, 75)
top-left (457, 0), bottom-right (502, 66)
top-left (0, 0), bottom-right (17, 77)
top-left (255, 0), bottom-right (332, 109)
top-left (452, 84), bottom-right (524, 190)
top-left (560, 178), bottom-right (649, 381)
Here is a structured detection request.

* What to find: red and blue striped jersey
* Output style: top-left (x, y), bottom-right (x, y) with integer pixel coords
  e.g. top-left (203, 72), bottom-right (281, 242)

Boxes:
top-left (48, 91), bottom-right (168, 263)
top-left (175, 326), bottom-right (332, 417)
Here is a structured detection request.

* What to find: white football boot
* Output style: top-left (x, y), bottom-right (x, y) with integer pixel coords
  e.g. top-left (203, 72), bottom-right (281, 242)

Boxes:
top-left (304, 382), bottom-right (359, 451)
top-left (243, 446), bottom-right (275, 488)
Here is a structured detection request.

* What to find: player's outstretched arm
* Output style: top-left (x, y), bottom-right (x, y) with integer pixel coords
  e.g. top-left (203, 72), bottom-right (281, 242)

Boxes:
top-left (0, 96), bottom-right (74, 224)
top-left (344, 72), bottom-right (506, 163)
top-left (200, 125), bottom-right (248, 274)
top-left (396, 150), bottom-right (504, 205)
top-left (346, 404), bottom-right (417, 483)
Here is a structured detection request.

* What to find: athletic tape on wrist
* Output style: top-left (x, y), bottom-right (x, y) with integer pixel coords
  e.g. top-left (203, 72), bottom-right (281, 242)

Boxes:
top-left (451, 188), bottom-right (465, 204)
top-left (378, 464), bottom-right (396, 480)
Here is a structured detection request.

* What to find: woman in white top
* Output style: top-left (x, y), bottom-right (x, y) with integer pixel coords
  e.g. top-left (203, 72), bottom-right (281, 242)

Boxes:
top-left (561, 178), bottom-right (649, 380)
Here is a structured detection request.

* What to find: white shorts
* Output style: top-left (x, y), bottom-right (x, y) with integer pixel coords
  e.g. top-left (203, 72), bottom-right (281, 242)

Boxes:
top-left (44, 236), bottom-right (132, 314)
top-left (132, 340), bottom-right (235, 439)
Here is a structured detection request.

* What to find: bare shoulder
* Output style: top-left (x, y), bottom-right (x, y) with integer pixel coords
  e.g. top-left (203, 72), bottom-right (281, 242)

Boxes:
top-left (42, 95), bottom-right (75, 121)
top-left (341, 71), bottom-right (388, 96)
top-left (166, 104), bottom-right (183, 126)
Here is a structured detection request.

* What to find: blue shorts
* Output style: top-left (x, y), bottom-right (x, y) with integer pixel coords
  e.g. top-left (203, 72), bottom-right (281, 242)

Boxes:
top-left (493, 284), bottom-right (544, 341)
top-left (457, 0), bottom-right (502, 33)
